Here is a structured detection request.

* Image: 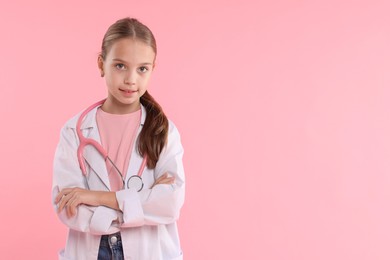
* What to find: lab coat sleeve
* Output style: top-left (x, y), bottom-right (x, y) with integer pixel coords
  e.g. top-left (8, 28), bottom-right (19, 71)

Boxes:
top-left (115, 121), bottom-right (185, 227)
top-left (52, 125), bottom-right (120, 235)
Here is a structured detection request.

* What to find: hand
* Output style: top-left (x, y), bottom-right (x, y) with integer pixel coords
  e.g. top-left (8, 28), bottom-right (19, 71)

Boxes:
top-left (55, 187), bottom-right (101, 218)
top-left (151, 173), bottom-right (175, 189)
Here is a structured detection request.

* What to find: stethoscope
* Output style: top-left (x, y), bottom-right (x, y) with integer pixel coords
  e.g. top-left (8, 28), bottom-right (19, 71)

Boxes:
top-left (76, 99), bottom-right (147, 192)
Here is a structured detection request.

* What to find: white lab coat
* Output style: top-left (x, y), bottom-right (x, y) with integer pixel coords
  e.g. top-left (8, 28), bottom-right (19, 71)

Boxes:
top-left (52, 104), bottom-right (185, 260)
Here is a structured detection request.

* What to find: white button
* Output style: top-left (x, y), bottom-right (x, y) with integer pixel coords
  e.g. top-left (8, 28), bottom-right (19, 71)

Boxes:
top-left (110, 236), bottom-right (118, 244)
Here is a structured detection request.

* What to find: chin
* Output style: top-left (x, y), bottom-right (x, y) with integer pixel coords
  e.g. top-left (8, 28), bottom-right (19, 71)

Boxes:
top-left (120, 97), bottom-right (140, 105)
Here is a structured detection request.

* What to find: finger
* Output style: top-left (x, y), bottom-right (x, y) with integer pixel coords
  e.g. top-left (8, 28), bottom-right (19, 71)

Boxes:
top-left (155, 173), bottom-right (168, 182)
top-left (55, 192), bottom-right (62, 204)
top-left (55, 188), bottom-right (72, 204)
top-left (67, 203), bottom-right (75, 218)
top-left (57, 194), bottom-right (67, 212)
top-left (58, 196), bottom-right (68, 213)
top-left (72, 207), bottom-right (78, 218)
top-left (58, 192), bottom-right (74, 213)
top-left (159, 175), bottom-right (175, 182)
top-left (66, 196), bottom-right (79, 217)
top-left (151, 173), bottom-right (171, 189)
top-left (66, 204), bottom-right (71, 218)
top-left (158, 177), bottom-right (175, 184)
top-left (69, 196), bottom-right (81, 217)
top-left (55, 189), bottom-right (66, 204)
top-left (155, 177), bottom-right (175, 186)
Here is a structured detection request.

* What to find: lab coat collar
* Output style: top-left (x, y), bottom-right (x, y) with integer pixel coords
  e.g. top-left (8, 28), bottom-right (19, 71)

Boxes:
top-left (76, 103), bottom-right (147, 130)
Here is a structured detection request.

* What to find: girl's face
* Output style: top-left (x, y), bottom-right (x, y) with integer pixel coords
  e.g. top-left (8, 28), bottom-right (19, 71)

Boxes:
top-left (98, 38), bottom-right (156, 114)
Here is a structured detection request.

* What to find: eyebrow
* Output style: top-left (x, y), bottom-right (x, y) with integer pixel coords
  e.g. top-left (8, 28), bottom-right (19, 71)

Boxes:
top-left (112, 58), bottom-right (153, 66)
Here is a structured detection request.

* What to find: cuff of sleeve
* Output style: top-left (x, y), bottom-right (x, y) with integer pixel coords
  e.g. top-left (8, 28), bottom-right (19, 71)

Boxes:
top-left (116, 189), bottom-right (145, 227)
top-left (90, 206), bottom-right (118, 234)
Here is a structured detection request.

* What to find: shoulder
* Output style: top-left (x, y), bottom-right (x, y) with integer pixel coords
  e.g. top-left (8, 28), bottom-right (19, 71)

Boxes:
top-left (56, 112), bottom-right (82, 145)
top-left (62, 112), bottom-right (82, 129)
top-left (167, 119), bottom-right (182, 140)
top-left (61, 107), bottom-right (98, 130)
top-left (58, 108), bottom-right (97, 144)
top-left (163, 119), bottom-right (184, 155)
top-left (157, 119), bottom-right (184, 167)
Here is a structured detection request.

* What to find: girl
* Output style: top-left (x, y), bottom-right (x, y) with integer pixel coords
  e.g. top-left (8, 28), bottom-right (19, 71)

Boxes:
top-left (52, 17), bottom-right (185, 260)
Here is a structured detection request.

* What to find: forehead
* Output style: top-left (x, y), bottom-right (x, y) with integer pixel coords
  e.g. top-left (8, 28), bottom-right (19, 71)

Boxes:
top-left (106, 38), bottom-right (155, 63)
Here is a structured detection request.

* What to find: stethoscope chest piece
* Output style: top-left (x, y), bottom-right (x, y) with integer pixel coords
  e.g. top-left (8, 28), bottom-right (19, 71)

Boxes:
top-left (127, 175), bottom-right (144, 192)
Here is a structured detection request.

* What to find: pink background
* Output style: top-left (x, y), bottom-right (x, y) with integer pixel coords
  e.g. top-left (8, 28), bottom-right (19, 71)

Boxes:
top-left (1, 0), bottom-right (390, 259)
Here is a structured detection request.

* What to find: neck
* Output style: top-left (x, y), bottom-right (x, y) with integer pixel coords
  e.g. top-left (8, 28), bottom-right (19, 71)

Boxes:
top-left (101, 97), bottom-right (141, 114)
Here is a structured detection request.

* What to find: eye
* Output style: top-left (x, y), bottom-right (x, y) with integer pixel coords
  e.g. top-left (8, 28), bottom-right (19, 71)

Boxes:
top-left (115, 63), bottom-right (126, 70)
top-left (138, 66), bottom-right (149, 73)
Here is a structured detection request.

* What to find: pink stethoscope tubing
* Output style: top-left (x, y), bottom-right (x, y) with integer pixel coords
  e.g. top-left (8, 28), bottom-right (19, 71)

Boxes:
top-left (76, 99), bottom-right (147, 191)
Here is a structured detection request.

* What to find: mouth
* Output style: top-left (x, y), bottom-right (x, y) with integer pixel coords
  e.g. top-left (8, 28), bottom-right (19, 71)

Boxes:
top-left (120, 89), bottom-right (137, 94)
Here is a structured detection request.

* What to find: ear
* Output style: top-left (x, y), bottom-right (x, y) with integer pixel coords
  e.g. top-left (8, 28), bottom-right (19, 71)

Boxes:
top-left (97, 55), bottom-right (104, 77)
top-left (152, 62), bottom-right (156, 71)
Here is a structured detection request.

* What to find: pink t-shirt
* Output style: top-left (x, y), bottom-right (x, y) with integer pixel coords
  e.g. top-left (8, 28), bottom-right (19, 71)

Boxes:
top-left (96, 107), bottom-right (141, 191)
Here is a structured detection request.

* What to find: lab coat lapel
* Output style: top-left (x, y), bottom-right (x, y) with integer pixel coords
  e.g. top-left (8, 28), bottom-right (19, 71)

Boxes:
top-left (125, 105), bottom-right (146, 184)
top-left (82, 116), bottom-right (111, 191)
top-left (126, 139), bottom-right (143, 181)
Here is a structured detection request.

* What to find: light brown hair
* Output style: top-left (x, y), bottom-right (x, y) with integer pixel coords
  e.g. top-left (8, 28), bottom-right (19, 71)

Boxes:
top-left (100, 17), bottom-right (168, 169)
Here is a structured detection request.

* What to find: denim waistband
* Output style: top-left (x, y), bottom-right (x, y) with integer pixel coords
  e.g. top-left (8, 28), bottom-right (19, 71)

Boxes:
top-left (100, 232), bottom-right (122, 246)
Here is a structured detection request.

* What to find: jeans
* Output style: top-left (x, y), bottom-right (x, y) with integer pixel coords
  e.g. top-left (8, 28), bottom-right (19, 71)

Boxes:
top-left (98, 232), bottom-right (124, 260)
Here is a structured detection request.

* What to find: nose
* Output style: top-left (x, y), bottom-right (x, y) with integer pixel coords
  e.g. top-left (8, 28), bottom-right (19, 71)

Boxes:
top-left (124, 70), bottom-right (136, 85)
